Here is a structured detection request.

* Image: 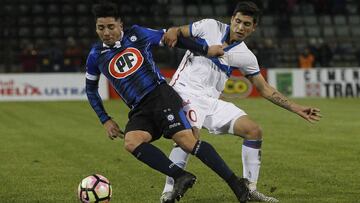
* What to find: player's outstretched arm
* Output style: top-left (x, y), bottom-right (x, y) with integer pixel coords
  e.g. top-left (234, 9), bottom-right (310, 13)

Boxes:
top-left (163, 26), bottom-right (224, 57)
top-left (163, 25), bottom-right (191, 47)
top-left (249, 74), bottom-right (322, 123)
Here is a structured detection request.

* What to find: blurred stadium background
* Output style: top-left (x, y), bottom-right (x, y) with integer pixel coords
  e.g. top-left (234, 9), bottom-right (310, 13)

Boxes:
top-left (1, 0), bottom-right (360, 72)
top-left (1, 0), bottom-right (359, 100)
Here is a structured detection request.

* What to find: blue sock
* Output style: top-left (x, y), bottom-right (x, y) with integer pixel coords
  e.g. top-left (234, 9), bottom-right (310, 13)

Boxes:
top-left (191, 140), bottom-right (234, 182)
top-left (243, 140), bottom-right (262, 149)
top-left (132, 143), bottom-right (185, 179)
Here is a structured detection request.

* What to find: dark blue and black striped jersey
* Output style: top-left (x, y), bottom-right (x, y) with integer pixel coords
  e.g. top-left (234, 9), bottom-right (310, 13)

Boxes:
top-left (86, 25), bottom-right (166, 109)
top-left (85, 25), bottom-right (166, 123)
top-left (85, 25), bottom-right (210, 124)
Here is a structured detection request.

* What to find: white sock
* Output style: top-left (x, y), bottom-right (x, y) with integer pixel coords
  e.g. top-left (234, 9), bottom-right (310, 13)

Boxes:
top-left (242, 143), bottom-right (261, 191)
top-left (162, 146), bottom-right (190, 194)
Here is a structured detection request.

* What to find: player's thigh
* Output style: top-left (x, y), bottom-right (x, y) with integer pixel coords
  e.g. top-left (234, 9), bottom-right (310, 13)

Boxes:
top-left (178, 91), bottom-right (209, 129)
top-left (125, 103), bottom-right (161, 141)
top-left (153, 84), bottom-right (194, 139)
top-left (203, 100), bottom-right (246, 134)
top-left (233, 115), bottom-right (262, 139)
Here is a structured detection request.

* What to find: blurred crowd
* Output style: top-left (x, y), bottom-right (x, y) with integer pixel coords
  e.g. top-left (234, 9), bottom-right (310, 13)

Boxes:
top-left (1, 0), bottom-right (360, 73)
top-left (13, 37), bottom-right (85, 73)
top-left (249, 36), bottom-right (360, 69)
top-left (266, 0), bottom-right (352, 15)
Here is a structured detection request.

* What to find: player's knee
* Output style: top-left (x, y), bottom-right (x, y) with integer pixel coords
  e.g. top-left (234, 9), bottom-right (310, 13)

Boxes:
top-left (124, 136), bottom-right (142, 153)
top-left (247, 125), bottom-right (263, 140)
top-left (124, 140), bottom-right (136, 153)
top-left (192, 127), bottom-right (200, 139)
top-left (175, 139), bottom-right (195, 153)
top-left (124, 131), bottom-right (152, 153)
top-left (178, 143), bottom-right (194, 154)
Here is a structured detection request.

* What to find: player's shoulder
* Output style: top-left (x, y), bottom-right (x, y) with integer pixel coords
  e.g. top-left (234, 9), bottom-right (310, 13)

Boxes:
top-left (123, 25), bottom-right (139, 36)
top-left (229, 42), bottom-right (258, 64)
top-left (242, 43), bottom-right (257, 60)
top-left (194, 18), bottom-right (225, 29)
top-left (128, 24), bottom-right (157, 33)
top-left (88, 42), bottom-right (103, 57)
top-left (233, 42), bottom-right (255, 56)
top-left (129, 24), bottom-right (141, 31)
top-left (126, 24), bottom-right (163, 38)
top-left (86, 42), bottom-right (103, 67)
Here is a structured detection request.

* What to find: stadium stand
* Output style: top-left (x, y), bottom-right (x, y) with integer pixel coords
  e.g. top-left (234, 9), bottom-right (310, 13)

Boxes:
top-left (0, 0), bottom-right (359, 73)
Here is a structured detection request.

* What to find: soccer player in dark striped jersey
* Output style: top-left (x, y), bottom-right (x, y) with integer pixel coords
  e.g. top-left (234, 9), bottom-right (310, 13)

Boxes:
top-left (85, 2), bottom-right (250, 202)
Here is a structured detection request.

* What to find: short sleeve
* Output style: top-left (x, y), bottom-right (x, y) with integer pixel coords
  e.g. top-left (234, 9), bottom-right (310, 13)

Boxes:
top-left (190, 19), bottom-right (218, 38)
top-left (228, 51), bottom-right (260, 77)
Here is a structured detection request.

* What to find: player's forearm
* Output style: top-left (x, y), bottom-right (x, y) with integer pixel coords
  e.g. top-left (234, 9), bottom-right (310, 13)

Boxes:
top-left (176, 36), bottom-right (209, 56)
top-left (169, 25), bottom-right (191, 38)
top-left (261, 85), bottom-right (295, 112)
top-left (85, 78), bottom-right (111, 124)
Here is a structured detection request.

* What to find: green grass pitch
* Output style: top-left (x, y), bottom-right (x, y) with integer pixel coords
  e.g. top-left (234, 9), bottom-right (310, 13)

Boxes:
top-left (0, 98), bottom-right (359, 203)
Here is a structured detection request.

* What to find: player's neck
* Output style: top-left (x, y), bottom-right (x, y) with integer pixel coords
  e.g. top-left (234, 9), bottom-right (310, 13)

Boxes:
top-left (227, 32), bottom-right (239, 45)
top-left (225, 32), bottom-right (231, 45)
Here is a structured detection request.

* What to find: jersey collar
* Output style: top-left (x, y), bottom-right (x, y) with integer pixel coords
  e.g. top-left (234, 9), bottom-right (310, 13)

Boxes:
top-left (103, 40), bottom-right (121, 49)
top-left (222, 24), bottom-right (242, 52)
top-left (102, 31), bottom-right (124, 49)
top-left (221, 25), bottom-right (230, 43)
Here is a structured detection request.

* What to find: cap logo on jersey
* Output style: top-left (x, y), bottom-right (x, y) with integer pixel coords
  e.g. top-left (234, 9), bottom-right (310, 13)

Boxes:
top-left (108, 47), bottom-right (144, 79)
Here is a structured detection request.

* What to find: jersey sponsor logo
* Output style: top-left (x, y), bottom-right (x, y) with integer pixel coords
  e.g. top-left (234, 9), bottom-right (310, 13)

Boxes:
top-left (108, 47), bottom-right (144, 79)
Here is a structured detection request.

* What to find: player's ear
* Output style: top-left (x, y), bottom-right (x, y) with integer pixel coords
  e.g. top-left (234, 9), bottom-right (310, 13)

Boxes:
top-left (117, 19), bottom-right (123, 29)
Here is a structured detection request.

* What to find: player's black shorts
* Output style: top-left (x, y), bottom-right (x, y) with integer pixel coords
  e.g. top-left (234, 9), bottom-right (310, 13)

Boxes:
top-left (124, 83), bottom-right (191, 141)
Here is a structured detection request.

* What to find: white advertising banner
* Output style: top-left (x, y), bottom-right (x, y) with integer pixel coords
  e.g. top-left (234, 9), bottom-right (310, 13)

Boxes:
top-left (268, 68), bottom-right (360, 98)
top-left (0, 73), bottom-right (109, 101)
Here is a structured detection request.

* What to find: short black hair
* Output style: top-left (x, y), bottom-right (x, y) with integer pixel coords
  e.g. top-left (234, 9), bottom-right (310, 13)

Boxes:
top-left (92, 2), bottom-right (121, 20)
top-left (232, 1), bottom-right (261, 24)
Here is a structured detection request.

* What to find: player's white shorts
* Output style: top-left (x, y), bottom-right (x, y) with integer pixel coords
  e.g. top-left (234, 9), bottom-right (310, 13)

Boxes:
top-left (178, 91), bottom-right (247, 134)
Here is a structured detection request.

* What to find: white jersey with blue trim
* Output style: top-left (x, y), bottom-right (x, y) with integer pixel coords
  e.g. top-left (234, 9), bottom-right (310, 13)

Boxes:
top-left (169, 19), bottom-right (260, 98)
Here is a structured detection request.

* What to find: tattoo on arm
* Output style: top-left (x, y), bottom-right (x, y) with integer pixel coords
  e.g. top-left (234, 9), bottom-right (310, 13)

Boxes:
top-left (267, 91), bottom-right (292, 110)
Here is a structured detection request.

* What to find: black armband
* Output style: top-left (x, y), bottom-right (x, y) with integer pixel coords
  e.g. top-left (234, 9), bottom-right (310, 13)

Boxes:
top-left (176, 36), bottom-right (209, 56)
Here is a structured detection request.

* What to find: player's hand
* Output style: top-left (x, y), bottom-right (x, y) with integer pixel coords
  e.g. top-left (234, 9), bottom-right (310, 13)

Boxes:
top-left (163, 27), bottom-right (179, 48)
top-left (103, 119), bottom-right (124, 139)
top-left (207, 45), bottom-right (224, 57)
top-left (293, 106), bottom-right (322, 123)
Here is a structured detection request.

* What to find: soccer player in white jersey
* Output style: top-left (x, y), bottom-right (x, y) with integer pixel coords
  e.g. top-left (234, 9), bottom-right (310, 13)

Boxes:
top-left (160, 1), bottom-right (322, 202)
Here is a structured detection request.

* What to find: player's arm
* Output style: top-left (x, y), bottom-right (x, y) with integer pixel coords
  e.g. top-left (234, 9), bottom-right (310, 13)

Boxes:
top-left (164, 25), bottom-right (191, 47)
top-left (85, 77), bottom-right (124, 139)
top-left (248, 74), bottom-right (322, 123)
top-left (164, 25), bottom-right (223, 57)
top-left (85, 54), bottom-right (124, 139)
